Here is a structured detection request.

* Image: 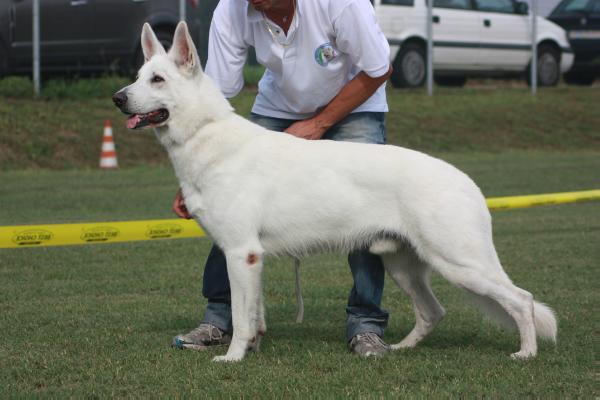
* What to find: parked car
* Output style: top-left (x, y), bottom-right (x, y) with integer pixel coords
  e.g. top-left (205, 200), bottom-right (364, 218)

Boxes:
top-left (548, 0), bottom-right (600, 85)
top-left (0, 0), bottom-right (209, 78)
top-left (374, 0), bottom-right (575, 87)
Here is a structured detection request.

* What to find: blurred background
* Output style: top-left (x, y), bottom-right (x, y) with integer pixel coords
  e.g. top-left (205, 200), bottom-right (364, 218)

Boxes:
top-left (0, 0), bottom-right (597, 86)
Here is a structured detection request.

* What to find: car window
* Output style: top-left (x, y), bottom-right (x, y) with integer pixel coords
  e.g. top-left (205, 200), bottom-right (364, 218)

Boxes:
top-left (475, 0), bottom-right (516, 13)
top-left (424, 0), bottom-right (472, 9)
top-left (556, 0), bottom-right (592, 13)
top-left (381, 0), bottom-right (414, 5)
top-left (565, 0), bottom-right (592, 11)
top-left (434, 0), bottom-right (471, 10)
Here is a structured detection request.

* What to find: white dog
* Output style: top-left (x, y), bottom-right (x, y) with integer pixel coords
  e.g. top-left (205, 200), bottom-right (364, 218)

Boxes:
top-left (113, 22), bottom-right (557, 362)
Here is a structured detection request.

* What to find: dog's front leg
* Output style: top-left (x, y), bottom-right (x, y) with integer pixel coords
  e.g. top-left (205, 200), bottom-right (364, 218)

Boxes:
top-left (213, 247), bottom-right (264, 362)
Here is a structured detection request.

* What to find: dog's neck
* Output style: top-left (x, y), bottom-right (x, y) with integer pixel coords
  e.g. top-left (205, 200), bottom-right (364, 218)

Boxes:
top-left (156, 74), bottom-right (256, 190)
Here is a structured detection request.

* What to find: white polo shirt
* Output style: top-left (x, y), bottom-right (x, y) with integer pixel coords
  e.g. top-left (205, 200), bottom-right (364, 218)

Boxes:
top-left (205, 0), bottom-right (390, 120)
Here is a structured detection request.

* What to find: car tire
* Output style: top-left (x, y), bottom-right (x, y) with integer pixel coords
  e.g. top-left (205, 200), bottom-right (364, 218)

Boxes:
top-left (434, 75), bottom-right (467, 87)
top-left (527, 45), bottom-right (560, 87)
top-left (391, 43), bottom-right (426, 88)
top-left (563, 71), bottom-right (595, 86)
top-left (132, 28), bottom-right (174, 74)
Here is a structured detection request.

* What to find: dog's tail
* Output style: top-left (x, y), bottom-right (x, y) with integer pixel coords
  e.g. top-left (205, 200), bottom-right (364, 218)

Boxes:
top-left (466, 292), bottom-right (557, 342)
top-left (532, 301), bottom-right (558, 342)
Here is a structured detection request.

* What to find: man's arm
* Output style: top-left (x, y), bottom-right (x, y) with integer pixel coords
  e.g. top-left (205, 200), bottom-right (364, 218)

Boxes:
top-left (204, 2), bottom-right (249, 98)
top-left (284, 67), bottom-right (392, 140)
top-left (286, 0), bottom-right (392, 140)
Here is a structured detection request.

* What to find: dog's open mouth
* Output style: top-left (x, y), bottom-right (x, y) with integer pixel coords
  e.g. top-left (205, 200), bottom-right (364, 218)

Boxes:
top-left (126, 109), bottom-right (169, 129)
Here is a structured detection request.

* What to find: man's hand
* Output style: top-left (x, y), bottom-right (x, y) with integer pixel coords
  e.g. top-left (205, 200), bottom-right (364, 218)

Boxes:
top-left (284, 69), bottom-right (394, 142)
top-left (283, 68), bottom-right (392, 140)
top-left (284, 118), bottom-right (328, 140)
top-left (172, 188), bottom-right (193, 219)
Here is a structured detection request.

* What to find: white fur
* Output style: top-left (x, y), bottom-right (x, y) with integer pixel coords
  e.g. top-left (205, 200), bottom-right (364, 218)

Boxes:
top-left (116, 22), bottom-right (557, 362)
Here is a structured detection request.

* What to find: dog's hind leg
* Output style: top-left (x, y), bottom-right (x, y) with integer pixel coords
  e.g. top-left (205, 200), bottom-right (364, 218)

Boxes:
top-left (213, 245), bottom-right (264, 362)
top-left (381, 248), bottom-right (446, 350)
top-left (433, 260), bottom-right (538, 359)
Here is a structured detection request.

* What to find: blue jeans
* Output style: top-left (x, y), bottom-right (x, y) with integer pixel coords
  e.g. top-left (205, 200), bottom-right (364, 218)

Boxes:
top-left (201, 112), bottom-right (390, 341)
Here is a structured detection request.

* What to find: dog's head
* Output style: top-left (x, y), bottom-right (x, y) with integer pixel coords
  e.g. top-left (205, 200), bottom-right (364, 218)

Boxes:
top-left (112, 22), bottom-right (202, 130)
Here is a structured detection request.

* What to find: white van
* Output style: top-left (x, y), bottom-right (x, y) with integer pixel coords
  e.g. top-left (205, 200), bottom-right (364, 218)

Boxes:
top-left (374, 0), bottom-right (574, 87)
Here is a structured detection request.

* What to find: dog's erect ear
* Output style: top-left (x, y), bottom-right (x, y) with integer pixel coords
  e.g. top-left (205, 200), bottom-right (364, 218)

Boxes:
top-left (169, 21), bottom-right (201, 75)
top-left (141, 23), bottom-right (166, 62)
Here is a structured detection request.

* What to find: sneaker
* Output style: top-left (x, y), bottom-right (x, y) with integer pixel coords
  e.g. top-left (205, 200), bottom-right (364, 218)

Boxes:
top-left (171, 323), bottom-right (232, 350)
top-left (349, 332), bottom-right (390, 357)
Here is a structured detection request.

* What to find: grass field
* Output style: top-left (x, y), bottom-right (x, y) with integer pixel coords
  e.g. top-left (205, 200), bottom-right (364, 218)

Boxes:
top-left (0, 76), bottom-right (599, 169)
top-left (1, 152), bottom-right (598, 397)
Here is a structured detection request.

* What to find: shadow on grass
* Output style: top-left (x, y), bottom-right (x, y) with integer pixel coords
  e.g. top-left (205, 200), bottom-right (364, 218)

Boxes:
top-left (150, 313), bottom-right (523, 356)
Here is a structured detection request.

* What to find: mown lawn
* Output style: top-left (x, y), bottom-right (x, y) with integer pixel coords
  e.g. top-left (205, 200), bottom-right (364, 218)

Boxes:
top-left (0, 152), bottom-right (598, 397)
top-left (0, 79), bottom-right (598, 169)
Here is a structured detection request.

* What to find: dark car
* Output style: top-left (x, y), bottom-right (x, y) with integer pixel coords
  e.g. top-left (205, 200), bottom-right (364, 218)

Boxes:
top-left (0, 0), bottom-right (217, 78)
top-left (549, 0), bottom-right (600, 85)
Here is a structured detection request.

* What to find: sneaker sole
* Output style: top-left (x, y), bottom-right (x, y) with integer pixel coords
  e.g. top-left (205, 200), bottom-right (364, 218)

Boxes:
top-left (171, 337), bottom-right (230, 351)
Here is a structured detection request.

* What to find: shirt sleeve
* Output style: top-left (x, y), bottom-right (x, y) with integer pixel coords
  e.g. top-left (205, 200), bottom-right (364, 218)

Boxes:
top-left (205, 1), bottom-right (249, 98)
top-left (332, 0), bottom-right (390, 78)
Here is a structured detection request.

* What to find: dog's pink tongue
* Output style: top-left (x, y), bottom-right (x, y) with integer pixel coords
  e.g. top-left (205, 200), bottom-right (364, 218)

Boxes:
top-left (127, 115), bottom-right (141, 129)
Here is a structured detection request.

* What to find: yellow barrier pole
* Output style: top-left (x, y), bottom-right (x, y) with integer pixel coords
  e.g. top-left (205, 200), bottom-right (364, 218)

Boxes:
top-left (0, 219), bottom-right (205, 249)
top-left (486, 189), bottom-right (600, 211)
top-left (0, 190), bottom-right (598, 249)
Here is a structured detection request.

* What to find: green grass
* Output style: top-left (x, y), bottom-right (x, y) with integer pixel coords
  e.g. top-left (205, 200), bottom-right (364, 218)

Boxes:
top-left (0, 75), bottom-right (131, 99)
top-left (0, 152), bottom-right (598, 397)
top-left (0, 69), bottom-right (262, 100)
top-left (0, 76), bottom-right (598, 169)
top-left (243, 64), bottom-right (265, 87)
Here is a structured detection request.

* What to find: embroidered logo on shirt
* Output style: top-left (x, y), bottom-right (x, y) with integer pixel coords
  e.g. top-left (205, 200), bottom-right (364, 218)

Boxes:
top-left (314, 43), bottom-right (337, 66)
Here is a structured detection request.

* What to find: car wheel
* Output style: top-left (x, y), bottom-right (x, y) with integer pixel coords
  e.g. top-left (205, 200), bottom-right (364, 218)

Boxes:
top-left (132, 28), bottom-right (174, 73)
top-left (391, 43), bottom-right (426, 88)
top-left (434, 75), bottom-right (467, 87)
top-left (563, 71), bottom-right (595, 86)
top-left (528, 45), bottom-right (560, 87)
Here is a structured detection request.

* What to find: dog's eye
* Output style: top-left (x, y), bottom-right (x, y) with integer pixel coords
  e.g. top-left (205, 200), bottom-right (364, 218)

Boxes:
top-left (151, 75), bottom-right (165, 84)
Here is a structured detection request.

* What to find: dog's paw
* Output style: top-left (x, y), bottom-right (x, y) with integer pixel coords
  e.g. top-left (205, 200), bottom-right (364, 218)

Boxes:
top-left (510, 350), bottom-right (536, 360)
top-left (390, 342), bottom-right (415, 350)
top-left (212, 354), bottom-right (243, 363)
top-left (392, 334), bottom-right (423, 350)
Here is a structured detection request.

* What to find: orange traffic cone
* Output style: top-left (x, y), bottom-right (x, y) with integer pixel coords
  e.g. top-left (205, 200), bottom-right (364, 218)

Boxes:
top-left (100, 120), bottom-right (118, 169)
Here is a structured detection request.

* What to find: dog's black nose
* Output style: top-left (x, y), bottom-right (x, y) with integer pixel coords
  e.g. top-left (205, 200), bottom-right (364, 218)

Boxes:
top-left (112, 91), bottom-right (127, 109)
